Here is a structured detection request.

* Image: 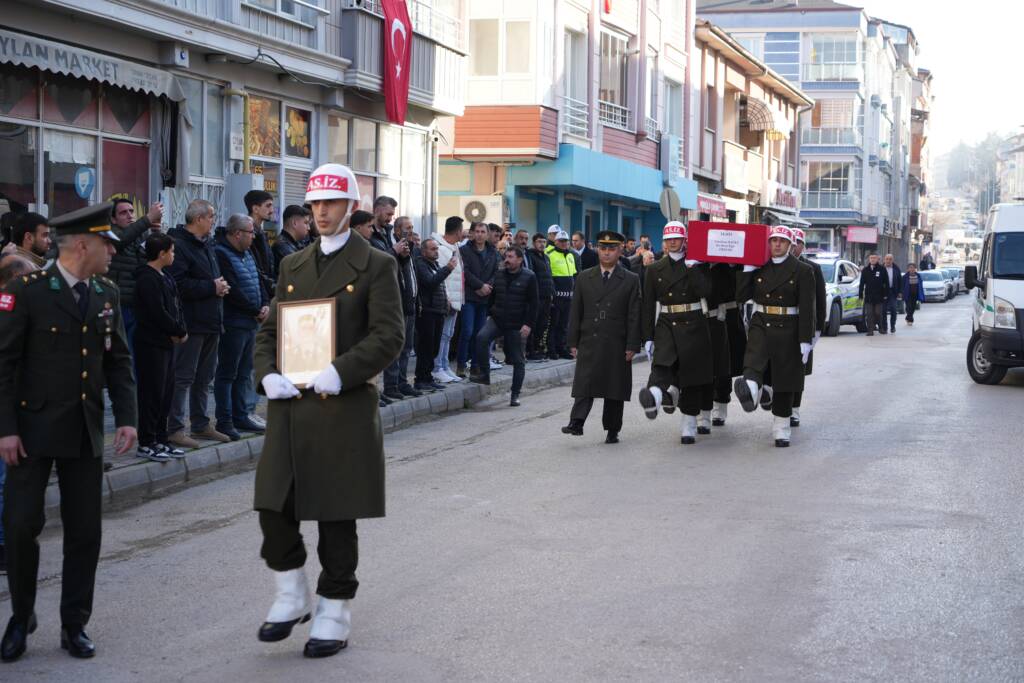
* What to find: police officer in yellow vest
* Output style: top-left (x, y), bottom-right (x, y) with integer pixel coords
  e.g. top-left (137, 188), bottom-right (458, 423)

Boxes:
top-left (0, 203), bottom-right (137, 662)
top-left (733, 225), bottom-right (816, 447)
top-left (546, 229), bottom-right (578, 360)
top-left (638, 221), bottom-right (714, 445)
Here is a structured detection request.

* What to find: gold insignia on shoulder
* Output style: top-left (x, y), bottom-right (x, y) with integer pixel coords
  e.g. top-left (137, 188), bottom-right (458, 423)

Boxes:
top-left (287, 285), bottom-right (294, 293)
top-left (346, 284), bottom-right (354, 292)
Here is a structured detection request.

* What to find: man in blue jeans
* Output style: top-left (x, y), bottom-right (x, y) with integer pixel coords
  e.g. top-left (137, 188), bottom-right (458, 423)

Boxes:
top-left (457, 221), bottom-right (498, 377)
top-left (213, 215), bottom-right (269, 440)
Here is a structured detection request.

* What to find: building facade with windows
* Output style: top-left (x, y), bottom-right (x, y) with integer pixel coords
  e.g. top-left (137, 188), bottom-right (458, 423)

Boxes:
top-left (698, 0), bottom-right (931, 264)
top-left (690, 20), bottom-right (811, 227)
top-left (0, 0), bottom-right (465, 237)
top-left (439, 0), bottom-right (699, 244)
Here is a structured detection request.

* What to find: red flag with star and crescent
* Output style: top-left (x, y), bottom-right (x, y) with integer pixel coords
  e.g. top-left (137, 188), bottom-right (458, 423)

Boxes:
top-left (382, 0), bottom-right (413, 125)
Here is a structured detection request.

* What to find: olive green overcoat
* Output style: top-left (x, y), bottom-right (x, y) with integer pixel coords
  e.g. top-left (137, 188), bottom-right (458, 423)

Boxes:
top-left (641, 256), bottom-right (714, 388)
top-left (253, 233), bottom-right (404, 521)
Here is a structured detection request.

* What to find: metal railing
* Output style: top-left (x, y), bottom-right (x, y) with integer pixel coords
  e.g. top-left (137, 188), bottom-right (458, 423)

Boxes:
top-left (801, 127), bottom-right (863, 146)
top-left (644, 116), bottom-right (660, 141)
top-left (598, 100), bottom-right (631, 130)
top-left (561, 96), bottom-right (589, 139)
top-left (801, 62), bottom-right (863, 82)
top-left (802, 191), bottom-right (859, 210)
top-left (346, 0), bottom-right (463, 51)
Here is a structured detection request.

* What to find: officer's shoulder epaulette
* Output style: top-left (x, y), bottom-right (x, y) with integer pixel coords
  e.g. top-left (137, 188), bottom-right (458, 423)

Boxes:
top-left (22, 270), bottom-right (50, 287)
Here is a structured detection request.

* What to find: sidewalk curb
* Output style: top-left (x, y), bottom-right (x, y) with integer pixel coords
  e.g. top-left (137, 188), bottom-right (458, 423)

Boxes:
top-left (47, 359), bottom-right (582, 515)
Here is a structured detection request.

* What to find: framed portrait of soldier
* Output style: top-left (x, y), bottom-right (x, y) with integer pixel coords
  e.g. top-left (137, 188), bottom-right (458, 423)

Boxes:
top-left (278, 298), bottom-right (336, 389)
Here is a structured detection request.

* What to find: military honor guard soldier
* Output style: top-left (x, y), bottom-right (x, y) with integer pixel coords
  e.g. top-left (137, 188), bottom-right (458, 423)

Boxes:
top-left (0, 203), bottom-right (138, 662)
top-left (253, 163), bottom-right (405, 658)
top-left (638, 222), bottom-right (714, 445)
top-left (733, 225), bottom-right (816, 447)
top-left (561, 230), bottom-right (642, 444)
top-left (790, 228), bottom-right (826, 427)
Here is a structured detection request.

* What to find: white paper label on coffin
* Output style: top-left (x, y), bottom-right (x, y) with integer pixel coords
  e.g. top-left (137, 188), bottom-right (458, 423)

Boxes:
top-left (706, 229), bottom-right (746, 258)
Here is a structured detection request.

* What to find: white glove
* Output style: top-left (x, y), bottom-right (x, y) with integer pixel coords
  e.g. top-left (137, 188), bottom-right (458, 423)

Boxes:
top-left (743, 265), bottom-right (757, 273)
top-left (644, 340), bottom-right (654, 357)
top-left (800, 342), bottom-right (812, 364)
top-left (262, 373), bottom-right (301, 400)
top-left (812, 331), bottom-right (822, 349)
top-left (684, 259), bottom-right (701, 267)
top-left (312, 364), bottom-right (342, 395)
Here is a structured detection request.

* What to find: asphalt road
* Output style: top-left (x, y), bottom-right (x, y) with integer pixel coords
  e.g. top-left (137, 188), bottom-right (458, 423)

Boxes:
top-left (3, 294), bottom-right (1023, 682)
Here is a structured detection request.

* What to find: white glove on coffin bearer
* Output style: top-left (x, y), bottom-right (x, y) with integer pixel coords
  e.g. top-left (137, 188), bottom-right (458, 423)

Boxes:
top-left (800, 342), bottom-right (812, 364)
top-left (262, 373), bottom-right (301, 400)
top-left (312, 364), bottom-right (342, 395)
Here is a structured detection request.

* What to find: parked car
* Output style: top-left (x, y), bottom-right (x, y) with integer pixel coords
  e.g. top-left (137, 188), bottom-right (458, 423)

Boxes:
top-left (919, 270), bottom-right (949, 302)
top-left (942, 267), bottom-right (964, 294)
top-left (809, 255), bottom-right (867, 335)
top-left (965, 201), bottom-right (1024, 385)
top-left (938, 268), bottom-right (956, 298)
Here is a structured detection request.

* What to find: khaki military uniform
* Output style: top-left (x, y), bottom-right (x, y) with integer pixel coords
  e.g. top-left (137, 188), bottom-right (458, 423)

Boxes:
top-left (0, 268), bottom-right (136, 627)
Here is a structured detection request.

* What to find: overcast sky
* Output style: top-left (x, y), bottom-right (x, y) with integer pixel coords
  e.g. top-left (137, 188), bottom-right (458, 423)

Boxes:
top-left (857, 0), bottom-right (1024, 155)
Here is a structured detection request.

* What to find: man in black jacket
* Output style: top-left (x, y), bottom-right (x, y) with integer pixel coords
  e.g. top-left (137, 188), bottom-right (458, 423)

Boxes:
top-left (525, 233), bottom-right (554, 360)
top-left (272, 205), bottom-right (310, 271)
top-left (109, 198), bottom-right (163, 350)
top-left (573, 231), bottom-right (598, 271)
top-left (165, 200), bottom-right (231, 449)
top-left (413, 238), bottom-right (456, 393)
top-left (470, 246), bottom-right (538, 406)
top-left (882, 253), bottom-right (902, 334)
top-left (244, 190), bottom-right (276, 304)
top-left (858, 253), bottom-right (889, 336)
top-left (457, 222), bottom-right (499, 377)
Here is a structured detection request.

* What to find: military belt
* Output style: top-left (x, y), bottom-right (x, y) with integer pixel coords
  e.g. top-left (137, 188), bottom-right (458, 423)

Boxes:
top-left (753, 303), bottom-right (798, 316)
top-left (707, 301), bottom-right (738, 318)
top-left (663, 302), bottom-right (703, 314)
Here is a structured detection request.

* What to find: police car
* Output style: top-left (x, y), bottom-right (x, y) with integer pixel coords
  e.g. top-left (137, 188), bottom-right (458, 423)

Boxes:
top-left (809, 253), bottom-right (867, 336)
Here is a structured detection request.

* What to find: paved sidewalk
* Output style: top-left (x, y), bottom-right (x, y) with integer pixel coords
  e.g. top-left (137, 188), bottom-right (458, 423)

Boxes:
top-left (53, 357), bottom-right (578, 512)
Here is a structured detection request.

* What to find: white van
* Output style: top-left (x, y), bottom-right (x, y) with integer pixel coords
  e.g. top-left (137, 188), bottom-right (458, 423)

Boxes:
top-left (965, 202), bottom-right (1024, 384)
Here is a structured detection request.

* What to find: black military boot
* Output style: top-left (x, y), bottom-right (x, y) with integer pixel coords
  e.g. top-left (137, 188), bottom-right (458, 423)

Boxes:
top-left (561, 420), bottom-right (584, 436)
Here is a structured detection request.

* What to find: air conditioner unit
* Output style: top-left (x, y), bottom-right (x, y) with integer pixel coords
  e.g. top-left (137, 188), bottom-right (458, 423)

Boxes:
top-left (459, 195), bottom-right (506, 224)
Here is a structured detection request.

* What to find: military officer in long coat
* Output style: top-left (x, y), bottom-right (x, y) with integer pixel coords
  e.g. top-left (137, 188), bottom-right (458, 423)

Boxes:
top-left (789, 227), bottom-right (826, 427)
top-left (638, 222), bottom-right (714, 445)
top-left (0, 203), bottom-right (137, 662)
top-left (561, 231), bottom-right (641, 444)
top-left (253, 163), bottom-right (405, 658)
top-left (733, 225), bottom-right (816, 447)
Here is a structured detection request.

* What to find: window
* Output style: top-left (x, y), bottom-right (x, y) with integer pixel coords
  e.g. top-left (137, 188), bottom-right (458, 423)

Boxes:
top-left (809, 34), bottom-right (858, 65)
top-left (564, 31), bottom-right (587, 102)
top-left (244, 0), bottom-right (319, 26)
top-left (327, 115), bottom-right (349, 164)
top-left (812, 99), bottom-right (854, 128)
top-left (733, 34), bottom-right (764, 61)
top-left (379, 124), bottom-right (402, 177)
top-left (703, 85), bottom-right (716, 129)
top-left (44, 130), bottom-right (97, 216)
top-left (0, 68), bottom-right (39, 119)
top-left (284, 106), bottom-right (312, 159)
top-left (807, 161), bottom-right (852, 193)
top-left (205, 86), bottom-right (225, 175)
top-left (505, 21), bottom-right (531, 73)
top-left (0, 123), bottom-right (36, 210)
top-left (599, 32), bottom-right (628, 106)
top-left (664, 80), bottom-right (682, 136)
top-left (249, 95), bottom-right (282, 158)
top-left (42, 73), bottom-right (98, 128)
top-left (470, 20), bottom-right (499, 76)
top-left (352, 118), bottom-right (377, 173)
top-left (646, 50), bottom-right (658, 120)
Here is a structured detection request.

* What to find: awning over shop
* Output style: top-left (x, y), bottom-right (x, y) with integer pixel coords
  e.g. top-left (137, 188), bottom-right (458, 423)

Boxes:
top-left (745, 97), bottom-right (791, 141)
top-left (0, 28), bottom-right (185, 101)
top-left (764, 209), bottom-right (811, 227)
top-left (697, 193), bottom-right (728, 217)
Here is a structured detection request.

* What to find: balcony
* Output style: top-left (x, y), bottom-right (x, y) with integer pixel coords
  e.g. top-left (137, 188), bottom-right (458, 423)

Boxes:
top-left (644, 117), bottom-right (660, 142)
top-left (339, 0), bottom-right (466, 115)
top-left (746, 149), bottom-right (764, 191)
top-left (801, 62), bottom-right (863, 83)
top-left (598, 101), bottom-right (631, 131)
top-left (561, 96), bottom-right (589, 140)
top-left (723, 140), bottom-right (748, 195)
top-left (801, 127), bottom-right (863, 147)
top-left (802, 191), bottom-right (859, 211)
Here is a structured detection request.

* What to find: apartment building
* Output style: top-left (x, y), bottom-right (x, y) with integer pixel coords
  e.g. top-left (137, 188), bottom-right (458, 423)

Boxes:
top-left (997, 130), bottom-right (1024, 206)
top-left (910, 66), bottom-right (933, 249)
top-left (0, 0), bottom-right (466, 235)
top-left (691, 20), bottom-right (811, 227)
top-left (698, 0), bottom-right (931, 264)
top-left (440, 0), bottom-right (699, 244)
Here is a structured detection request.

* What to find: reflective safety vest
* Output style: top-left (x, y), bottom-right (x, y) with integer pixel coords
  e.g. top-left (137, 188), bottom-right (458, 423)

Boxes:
top-left (547, 247), bottom-right (578, 278)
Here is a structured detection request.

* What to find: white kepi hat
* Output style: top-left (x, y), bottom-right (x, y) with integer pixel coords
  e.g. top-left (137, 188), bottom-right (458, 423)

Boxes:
top-left (305, 163), bottom-right (360, 203)
top-left (662, 221), bottom-right (687, 240)
top-left (768, 225), bottom-right (794, 243)
top-left (547, 224), bottom-right (561, 235)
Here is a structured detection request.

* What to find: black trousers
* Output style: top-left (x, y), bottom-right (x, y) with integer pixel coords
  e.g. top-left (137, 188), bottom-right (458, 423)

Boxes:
top-left (548, 296), bottom-right (572, 356)
top-left (864, 302), bottom-right (886, 333)
top-left (3, 431), bottom-right (102, 627)
top-left (135, 341), bottom-right (175, 446)
top-left (793, 391), bottom-right (803, 408)
top-left (713, 374), bottom-right (732, 404)
top-left (690, 383), bottom-right (715, 413)
top-left (414, 311), bottom-right (445, 384)
top-left (905, 298), bottom-right (918, 322)
top-left (527, 298), bottom-right (551, 356)
top-left (475, 318), bottom-right (526, 395)
top-left (771, 391), bottom-right (794, 418)
top-left (259, 487), bottom-right (359, 600)
top-left (570, 397), bottom-right (624, 432)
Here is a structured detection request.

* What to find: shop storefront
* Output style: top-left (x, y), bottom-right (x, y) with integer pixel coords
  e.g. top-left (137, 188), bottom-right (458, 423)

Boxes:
top-left (696, 193), bottom-right (729, 223)
top-left (0, 28), bottom-right (186, 224)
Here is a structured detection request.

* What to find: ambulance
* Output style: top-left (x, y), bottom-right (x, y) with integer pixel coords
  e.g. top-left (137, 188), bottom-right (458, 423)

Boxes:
top-left (965, 202), bottom-right (1024, 384)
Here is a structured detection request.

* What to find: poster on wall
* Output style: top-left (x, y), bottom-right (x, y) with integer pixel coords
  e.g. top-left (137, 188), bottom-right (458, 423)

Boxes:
top-left (285, 107), bottom-right (311, 158)
top-left (248, 96), bottom-right (281, 157)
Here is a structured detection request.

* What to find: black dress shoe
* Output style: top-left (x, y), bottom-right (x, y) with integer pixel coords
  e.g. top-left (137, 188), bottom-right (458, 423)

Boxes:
top-left (383, 388), bottom-right (405, 401)
top-left (1, 614), bottom-right (37, 662)
top-left (303, 638), bottom-right (348, 658)
top-left (561, 421), bottom-right (583, 436)
top-left (605, 431), bottom-right (619, 444)
top-left (697, 426), bottom-right (711, 435)
top-left (638, 387), bottom-right (658, 420)
top-left (258, 613), bottom-right (311, 642)
top-left (379, 394), bottom-right (394, 406)
top-left (60, 625), bottom-right (95, 659)
top-left (509, 395), bottom-right (521, 407)
top-left (733, 377), bottom-right (757, 413)
top-left (790, 416), bottom-right (800, 428)
top-left (235, 417), bottom-right (266, 433)
top-left (680, 436), bottom-right (696, 445)
top-left (217, 424), bottom-right (241, 441)
top-left (775, 439), bottom-right (790, 448)
top-left (559, 352), bottom-right (574, 360)
top-left (468, 373), bottom-right (490, 385)
top-left (711, 418), bottom-right (725, 427)
top-left (399, 384), bottom-right (423, 397)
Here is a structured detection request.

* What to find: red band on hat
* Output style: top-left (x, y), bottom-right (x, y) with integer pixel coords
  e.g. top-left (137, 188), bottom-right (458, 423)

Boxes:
top-left (307, 174), bottom-right (349, 192)
top-left (0, 294), bottom-right (14, 312)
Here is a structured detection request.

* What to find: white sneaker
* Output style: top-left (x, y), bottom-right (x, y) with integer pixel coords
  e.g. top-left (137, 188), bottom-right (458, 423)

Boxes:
top-left (444, 369), bottom-right (463, 382)
top-left (248, 413), bottom-right (267, 428)
top-left (433, 371), bottom-right (454, 384)
top-left (489, 356), bottom-right (503, 370)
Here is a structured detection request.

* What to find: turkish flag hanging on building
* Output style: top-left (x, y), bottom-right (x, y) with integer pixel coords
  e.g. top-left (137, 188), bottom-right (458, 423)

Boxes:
top-left (382, 0), bottom-right (413, 125)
